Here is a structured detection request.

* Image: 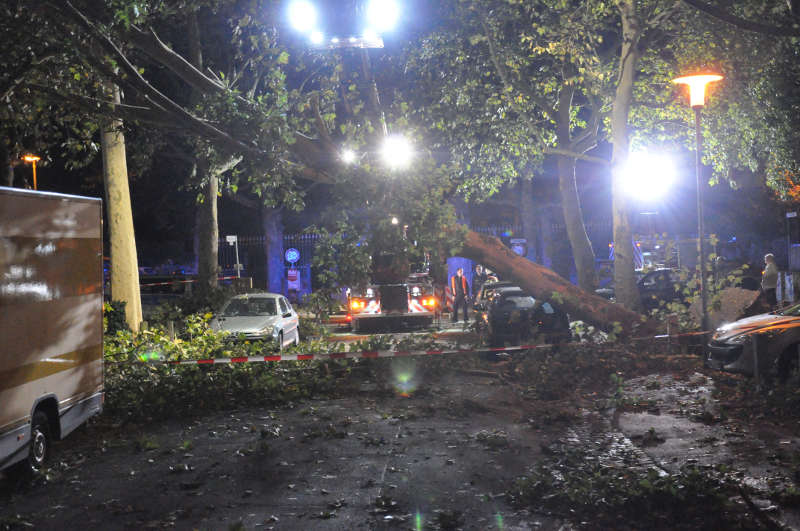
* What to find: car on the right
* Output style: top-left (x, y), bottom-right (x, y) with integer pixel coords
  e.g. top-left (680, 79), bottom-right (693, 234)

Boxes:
top-left (706, 304), bottom-right (800, 377)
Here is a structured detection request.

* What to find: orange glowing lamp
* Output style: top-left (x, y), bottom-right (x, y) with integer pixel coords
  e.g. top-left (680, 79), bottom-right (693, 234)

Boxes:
top-left (21, 154), bottom-right (41, 190)
top-left (672, 74), bottom-right (723, 108)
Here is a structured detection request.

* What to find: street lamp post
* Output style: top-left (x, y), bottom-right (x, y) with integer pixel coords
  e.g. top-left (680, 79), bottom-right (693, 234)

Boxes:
top-left (21, 154), bottom-right (41, 190)
top-left (672, 73), bottom-right (723, 333)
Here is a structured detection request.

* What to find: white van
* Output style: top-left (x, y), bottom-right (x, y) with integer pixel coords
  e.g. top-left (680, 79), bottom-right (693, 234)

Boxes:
top-left (0, 187), bottom-right (104, 473)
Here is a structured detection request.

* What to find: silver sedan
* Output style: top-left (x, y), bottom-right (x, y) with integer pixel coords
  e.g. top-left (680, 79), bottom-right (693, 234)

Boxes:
top-left (211, 293), bottom-right (300, 349)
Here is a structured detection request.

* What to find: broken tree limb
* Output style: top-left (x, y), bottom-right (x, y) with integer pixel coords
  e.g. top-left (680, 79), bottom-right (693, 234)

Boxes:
top-left (460, 230), bottom-right (647, 335)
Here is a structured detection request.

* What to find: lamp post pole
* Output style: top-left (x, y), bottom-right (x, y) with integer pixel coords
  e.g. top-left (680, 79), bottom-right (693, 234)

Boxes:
top-left (22, 154), bottom-right (41, 190)
top-left (694, 106), bottom-right (709, 333)
top-left (673, 73), bottom-right (722, 335)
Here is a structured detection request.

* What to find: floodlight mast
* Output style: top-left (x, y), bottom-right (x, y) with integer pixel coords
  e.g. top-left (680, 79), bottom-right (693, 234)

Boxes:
top-left (288, 0), bottom-right (414, 168)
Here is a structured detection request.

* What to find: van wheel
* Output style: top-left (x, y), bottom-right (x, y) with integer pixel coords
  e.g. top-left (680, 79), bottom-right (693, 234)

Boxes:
top-left (28, 412), bottom-right (51, 472)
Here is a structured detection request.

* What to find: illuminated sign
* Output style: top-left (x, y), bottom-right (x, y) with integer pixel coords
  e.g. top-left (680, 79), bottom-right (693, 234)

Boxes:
top-left (285, 248), bottom-right (300, 264)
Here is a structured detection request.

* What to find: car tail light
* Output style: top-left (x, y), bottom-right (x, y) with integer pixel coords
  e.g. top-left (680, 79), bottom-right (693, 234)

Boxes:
top-left (422, 297), bottom-right (437, 308)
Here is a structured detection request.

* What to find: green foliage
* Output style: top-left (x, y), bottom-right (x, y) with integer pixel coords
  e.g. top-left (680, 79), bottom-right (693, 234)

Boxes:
top-left (104, 300), bottom-right (129, 334)
top-left (629, 2), bottom-right (800, 194)
top-left (401, 0), bottom-right (616, 199)
top-left (102, 312), bottom-right (457, 423)
top-left (102, 312), bottom-right (345, 422)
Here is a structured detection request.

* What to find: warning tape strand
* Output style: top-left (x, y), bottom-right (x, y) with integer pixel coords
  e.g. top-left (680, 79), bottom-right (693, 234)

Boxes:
top-left (140, 275), bottom-right (240, 288)
top-left (153, 343), bottom-right (547, 365)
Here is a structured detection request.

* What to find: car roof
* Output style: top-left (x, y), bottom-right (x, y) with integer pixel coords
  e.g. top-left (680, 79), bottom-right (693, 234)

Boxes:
top-left (498, 287), bottom-right (530, 296)
top-left (230, 292), bottom-right (281, 300)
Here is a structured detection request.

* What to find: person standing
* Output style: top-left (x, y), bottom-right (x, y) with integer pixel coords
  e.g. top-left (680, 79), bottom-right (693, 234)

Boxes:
top-left (450, 267), bottom-right (470, 322)
top-left (762, 253), bottom-right (778, 307)
top-left (473, 264), bottom-right (489, 302)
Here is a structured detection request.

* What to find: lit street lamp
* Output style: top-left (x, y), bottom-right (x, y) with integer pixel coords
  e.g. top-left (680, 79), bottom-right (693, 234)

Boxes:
top-left (673, 73), bottom-right (723, 334)
top-left (21, 154), bottom-right (41, 190)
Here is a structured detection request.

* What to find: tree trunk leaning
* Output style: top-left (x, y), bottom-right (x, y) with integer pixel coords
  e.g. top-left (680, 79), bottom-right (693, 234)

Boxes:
top-left (101, 84), bottom-right (142, 332)
top-left (460, 230), bottom-right (643, 335)
top-left (557, 154), bottom-right (598, 291)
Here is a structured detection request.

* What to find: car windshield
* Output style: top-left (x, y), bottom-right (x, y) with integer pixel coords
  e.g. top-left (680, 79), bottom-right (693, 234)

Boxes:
top-left (500, 296), bottom-right (535, 309)
top-left (221, 298), bottom-right (277, 317)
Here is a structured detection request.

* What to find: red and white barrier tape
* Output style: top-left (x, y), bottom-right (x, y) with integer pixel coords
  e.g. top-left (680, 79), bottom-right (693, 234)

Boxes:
top-left (155, 343), bottom-right (548, 366)
top-left (140, 275), bottom-right (240, 288)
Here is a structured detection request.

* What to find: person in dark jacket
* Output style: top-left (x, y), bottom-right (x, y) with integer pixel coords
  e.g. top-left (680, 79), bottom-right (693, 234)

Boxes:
top-left (450, 267), bottom-right (470, 322)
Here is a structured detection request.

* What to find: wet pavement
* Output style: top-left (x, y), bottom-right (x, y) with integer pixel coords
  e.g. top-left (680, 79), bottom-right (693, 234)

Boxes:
top-left (0, 357), bottom-right (562, 530)
top-left (614, 371), bottom-right (800, 528)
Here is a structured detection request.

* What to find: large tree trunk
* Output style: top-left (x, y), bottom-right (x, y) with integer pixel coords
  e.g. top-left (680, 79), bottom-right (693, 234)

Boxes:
top-left (555, 86), bottom-right (597, 291)
top-left (196, 160), bottom-right (219, 292)
top-left (610, 0), bottom-right (642, 312)
top-left (557, 154), bottom-right (597, 290)
top-left (261, 206), bottom-right (284, 293)
top-left (188, 12), bottom-right (219, 292)
top-left (101, 84), bottom-right (142, 331)
top-left (461, 230), bottom-right (644, 335)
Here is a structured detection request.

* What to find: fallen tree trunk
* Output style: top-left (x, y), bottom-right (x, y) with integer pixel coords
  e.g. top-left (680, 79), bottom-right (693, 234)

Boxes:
top-left (460, 230), bottom-right (646, 336)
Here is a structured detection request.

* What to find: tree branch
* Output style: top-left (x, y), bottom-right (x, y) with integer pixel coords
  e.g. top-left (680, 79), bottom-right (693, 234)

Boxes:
top-left (0, 50), bottom-right (58, 101)
top-left (210, 155), bottom-right (243, 178)
top-left (479, 13), bottom-right (558, 121)
top-left (681, 0), bottom-right (800, 36)
top-left (543, 147), bottom-right (610, 166)
top-left (310, 92), bottom-right (335, 150)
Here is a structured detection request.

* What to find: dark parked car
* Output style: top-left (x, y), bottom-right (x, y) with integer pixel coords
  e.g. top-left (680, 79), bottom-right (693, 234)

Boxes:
top-left (595, 269), bottom-right (681, 310)
top-left (707, 304), bottom-right (800, 377)
top-left (481, 287), bottom-right (570, 347)
top-left (473, 280), bottom-right (515, 310)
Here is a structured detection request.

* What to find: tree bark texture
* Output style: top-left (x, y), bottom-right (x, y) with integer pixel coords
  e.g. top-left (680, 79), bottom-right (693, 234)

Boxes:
top-left (556, 153), bottom-right (598, 290)
top-left (610, 0), bottom-right (642, 312)
top-left (196, 160), bottom-right (219, 292)
top-left (460, 230), bottom-right (643, 335)
top-left (101, 84), bottom-right (142, 331)
top-left (261, 206), bottom-right (284, 293)
top-left (189, 12), bottom-right (219, 292)
top-left (553, 85), bottom-right (597, 291)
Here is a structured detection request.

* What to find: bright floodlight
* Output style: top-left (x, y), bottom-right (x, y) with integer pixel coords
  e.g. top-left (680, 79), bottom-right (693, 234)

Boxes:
top-left (341, 149), bottom-right (356, 164)
top-left (618, 151), bottom-right (676, 201)
top-left (309, 30), bottom-right (324, 45)
top-left (391, 216), bottom-right (399, 225)
top-left (381, 135), bottom-right (413, 169)
top-left (362, 28), bottom-right (379, 43)
top-left (288, 0), bottom-right (317, 33)
top-left (367, 0), bottom-right (400, 33)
